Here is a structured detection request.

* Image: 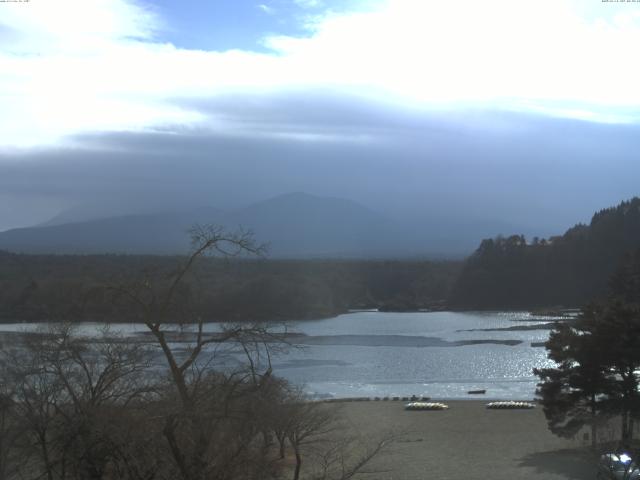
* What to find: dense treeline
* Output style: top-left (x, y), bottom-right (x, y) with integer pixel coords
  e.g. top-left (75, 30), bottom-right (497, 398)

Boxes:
top-left (535, 245), bottom-right (640, 448)
top-left (450, 197), bottom-right (640, 309)
top-left (0, 251), bottom-right (460, 323)
top-left (5, 197), bottom-right (638, 319)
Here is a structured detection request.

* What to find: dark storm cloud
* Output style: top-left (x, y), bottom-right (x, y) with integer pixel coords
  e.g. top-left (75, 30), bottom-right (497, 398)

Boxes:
top-left (1, 92), bottom-right (639, 238)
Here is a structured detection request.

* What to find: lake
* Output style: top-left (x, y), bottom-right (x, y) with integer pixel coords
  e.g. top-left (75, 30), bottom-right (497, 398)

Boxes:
top-left (276, 310), bottom-right (559, 400)
top-left (0, 311), bottom-right (561, 400)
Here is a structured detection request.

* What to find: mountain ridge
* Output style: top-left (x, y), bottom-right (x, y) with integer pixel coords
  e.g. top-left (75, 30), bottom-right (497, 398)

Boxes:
top-left (0, 192), bottom-right (539, 258)
top-left (0, 193), bottom-right (397, 257)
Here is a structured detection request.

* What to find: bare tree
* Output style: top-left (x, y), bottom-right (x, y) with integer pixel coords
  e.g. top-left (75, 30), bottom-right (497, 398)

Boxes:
top-left (1, 324), bottom-right (158, 480)
top-left (109, 225), bottom-right (290, 480)
top-left (0, 224), bottom-right (396, 480)
top-left (285, 400), bottom-right (336, 480)
top-left (277, 393), bottom-right (397, 480)
top-left (0, 351), bottom-right (25, 480)
top-left (309, 431), bottom-right (396, 480)
top-left (3, 335), bottom-right (66, 480)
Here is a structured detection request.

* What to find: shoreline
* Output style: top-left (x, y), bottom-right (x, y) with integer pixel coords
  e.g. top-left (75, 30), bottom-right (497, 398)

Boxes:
top-left (320, 396), bottom-right (539, 403)
top-left (0, 307), bottom-right (579, 325)
top-left (337, 400), bottom-right (598, 479)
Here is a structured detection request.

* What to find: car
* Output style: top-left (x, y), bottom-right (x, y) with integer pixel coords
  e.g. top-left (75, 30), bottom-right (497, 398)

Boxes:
top-left (597, 452), bottom-right (640, 480)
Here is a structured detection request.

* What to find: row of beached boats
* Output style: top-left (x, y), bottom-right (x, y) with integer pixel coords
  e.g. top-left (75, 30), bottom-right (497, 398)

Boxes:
top-left (404, 400), bottom-right (536, 410)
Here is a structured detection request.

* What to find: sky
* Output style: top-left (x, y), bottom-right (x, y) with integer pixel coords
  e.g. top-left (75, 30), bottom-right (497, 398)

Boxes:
top-left (1, 0), bottom-right (640, 242)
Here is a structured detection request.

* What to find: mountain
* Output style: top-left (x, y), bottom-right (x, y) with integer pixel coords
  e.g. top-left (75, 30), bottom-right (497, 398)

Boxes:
top-left (227, 192), bottom-right (394, 257)
top-left (0, 208), bottom-right (220, 255)
top-left (0, 193), bottom-right (399, 257)
top-left (449, 197), bottom-right (640, 309)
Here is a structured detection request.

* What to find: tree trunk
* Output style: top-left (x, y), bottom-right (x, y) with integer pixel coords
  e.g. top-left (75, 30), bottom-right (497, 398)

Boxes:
top-left (163, 416), bottom-right (191, 480)
top-left (262, 430), bottom-right (272, 450)
top-left (0, 409), bottom-right (5, 480)
top-left (275, 432), bottom-right (286, 459)
top-left (591, 394), bottom-right (597, 449)
top-left (151, 328), bottom-right (191, 409)
top-left (292, 445), bottom-right (301, 480)
top-left (40, 438), bottom-right (54, 480)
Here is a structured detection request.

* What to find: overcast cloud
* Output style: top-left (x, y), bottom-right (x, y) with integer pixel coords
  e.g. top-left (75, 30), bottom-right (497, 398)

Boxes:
top-left (1, 0), bottom-right (639, 240)
top-left (2, 96), bottom-right (639, 235)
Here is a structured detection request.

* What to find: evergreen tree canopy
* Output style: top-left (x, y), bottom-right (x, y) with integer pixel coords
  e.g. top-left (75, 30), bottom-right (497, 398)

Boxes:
top-left (535, 253), bottom-right (640, 446)
top-left (451, 198), bottom-right (640, 309)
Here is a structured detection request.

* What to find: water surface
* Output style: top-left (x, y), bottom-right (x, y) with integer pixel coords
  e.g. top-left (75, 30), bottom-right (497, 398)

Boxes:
top-left (0, 311), bottom-right (558, 400)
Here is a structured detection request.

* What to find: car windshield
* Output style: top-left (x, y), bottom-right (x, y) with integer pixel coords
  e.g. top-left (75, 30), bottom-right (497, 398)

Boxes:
top-left (611, 459), bottom-right (637, 472)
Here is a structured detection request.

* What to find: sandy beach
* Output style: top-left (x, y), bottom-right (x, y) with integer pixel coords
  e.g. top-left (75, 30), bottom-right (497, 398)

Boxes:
top-left (337, 400), bottom-right (598, 480)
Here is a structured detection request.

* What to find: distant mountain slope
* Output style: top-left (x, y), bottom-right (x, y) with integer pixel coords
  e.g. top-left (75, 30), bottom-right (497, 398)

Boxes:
top-left (0, 210), bottom-right (218, 254)
top-left (228, 192), bottom-right (393, 256)
top-left (0, 193), bottom-right (397, 256)
top-left (449, 197), bottom-right (640, 309)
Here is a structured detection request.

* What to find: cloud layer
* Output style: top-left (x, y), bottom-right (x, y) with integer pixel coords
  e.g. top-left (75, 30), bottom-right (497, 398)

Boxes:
top-left (2, 0), bottom-right (640, 148)
top-left (1, 97), bottom-right (639, 234)
top-left (2, 0), bottom-right (640, 242)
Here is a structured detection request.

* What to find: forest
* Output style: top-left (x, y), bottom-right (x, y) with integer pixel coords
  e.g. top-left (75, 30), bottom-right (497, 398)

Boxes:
top-left (2, 197), bottom-right (640, 322)
top-left (450, 198), bottom-right (640, 309)
top-left (0, 250), bottom-right (460, 323)
top-left (535, 241), bottom-right (640, 448)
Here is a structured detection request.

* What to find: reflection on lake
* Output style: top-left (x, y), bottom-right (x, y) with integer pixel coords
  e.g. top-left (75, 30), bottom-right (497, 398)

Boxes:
top-left (0, 311), bottom-right (559, 400)
top-left (278, 311), bottom-right (557, 400)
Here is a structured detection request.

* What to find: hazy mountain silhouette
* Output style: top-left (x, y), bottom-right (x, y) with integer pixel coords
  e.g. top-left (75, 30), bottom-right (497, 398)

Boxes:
top-left (228, 192), bottom-right (396, 256)
top-left (0, 193), bottom-right (399, 256)
top-left (0, 210), bottom-right (215, 255)
top-left (0, 192), bottom-right (537, 257)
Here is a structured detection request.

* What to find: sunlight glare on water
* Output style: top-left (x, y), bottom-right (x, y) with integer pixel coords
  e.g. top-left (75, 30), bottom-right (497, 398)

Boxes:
top-left (0, 311), bottom-right (558, 400)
